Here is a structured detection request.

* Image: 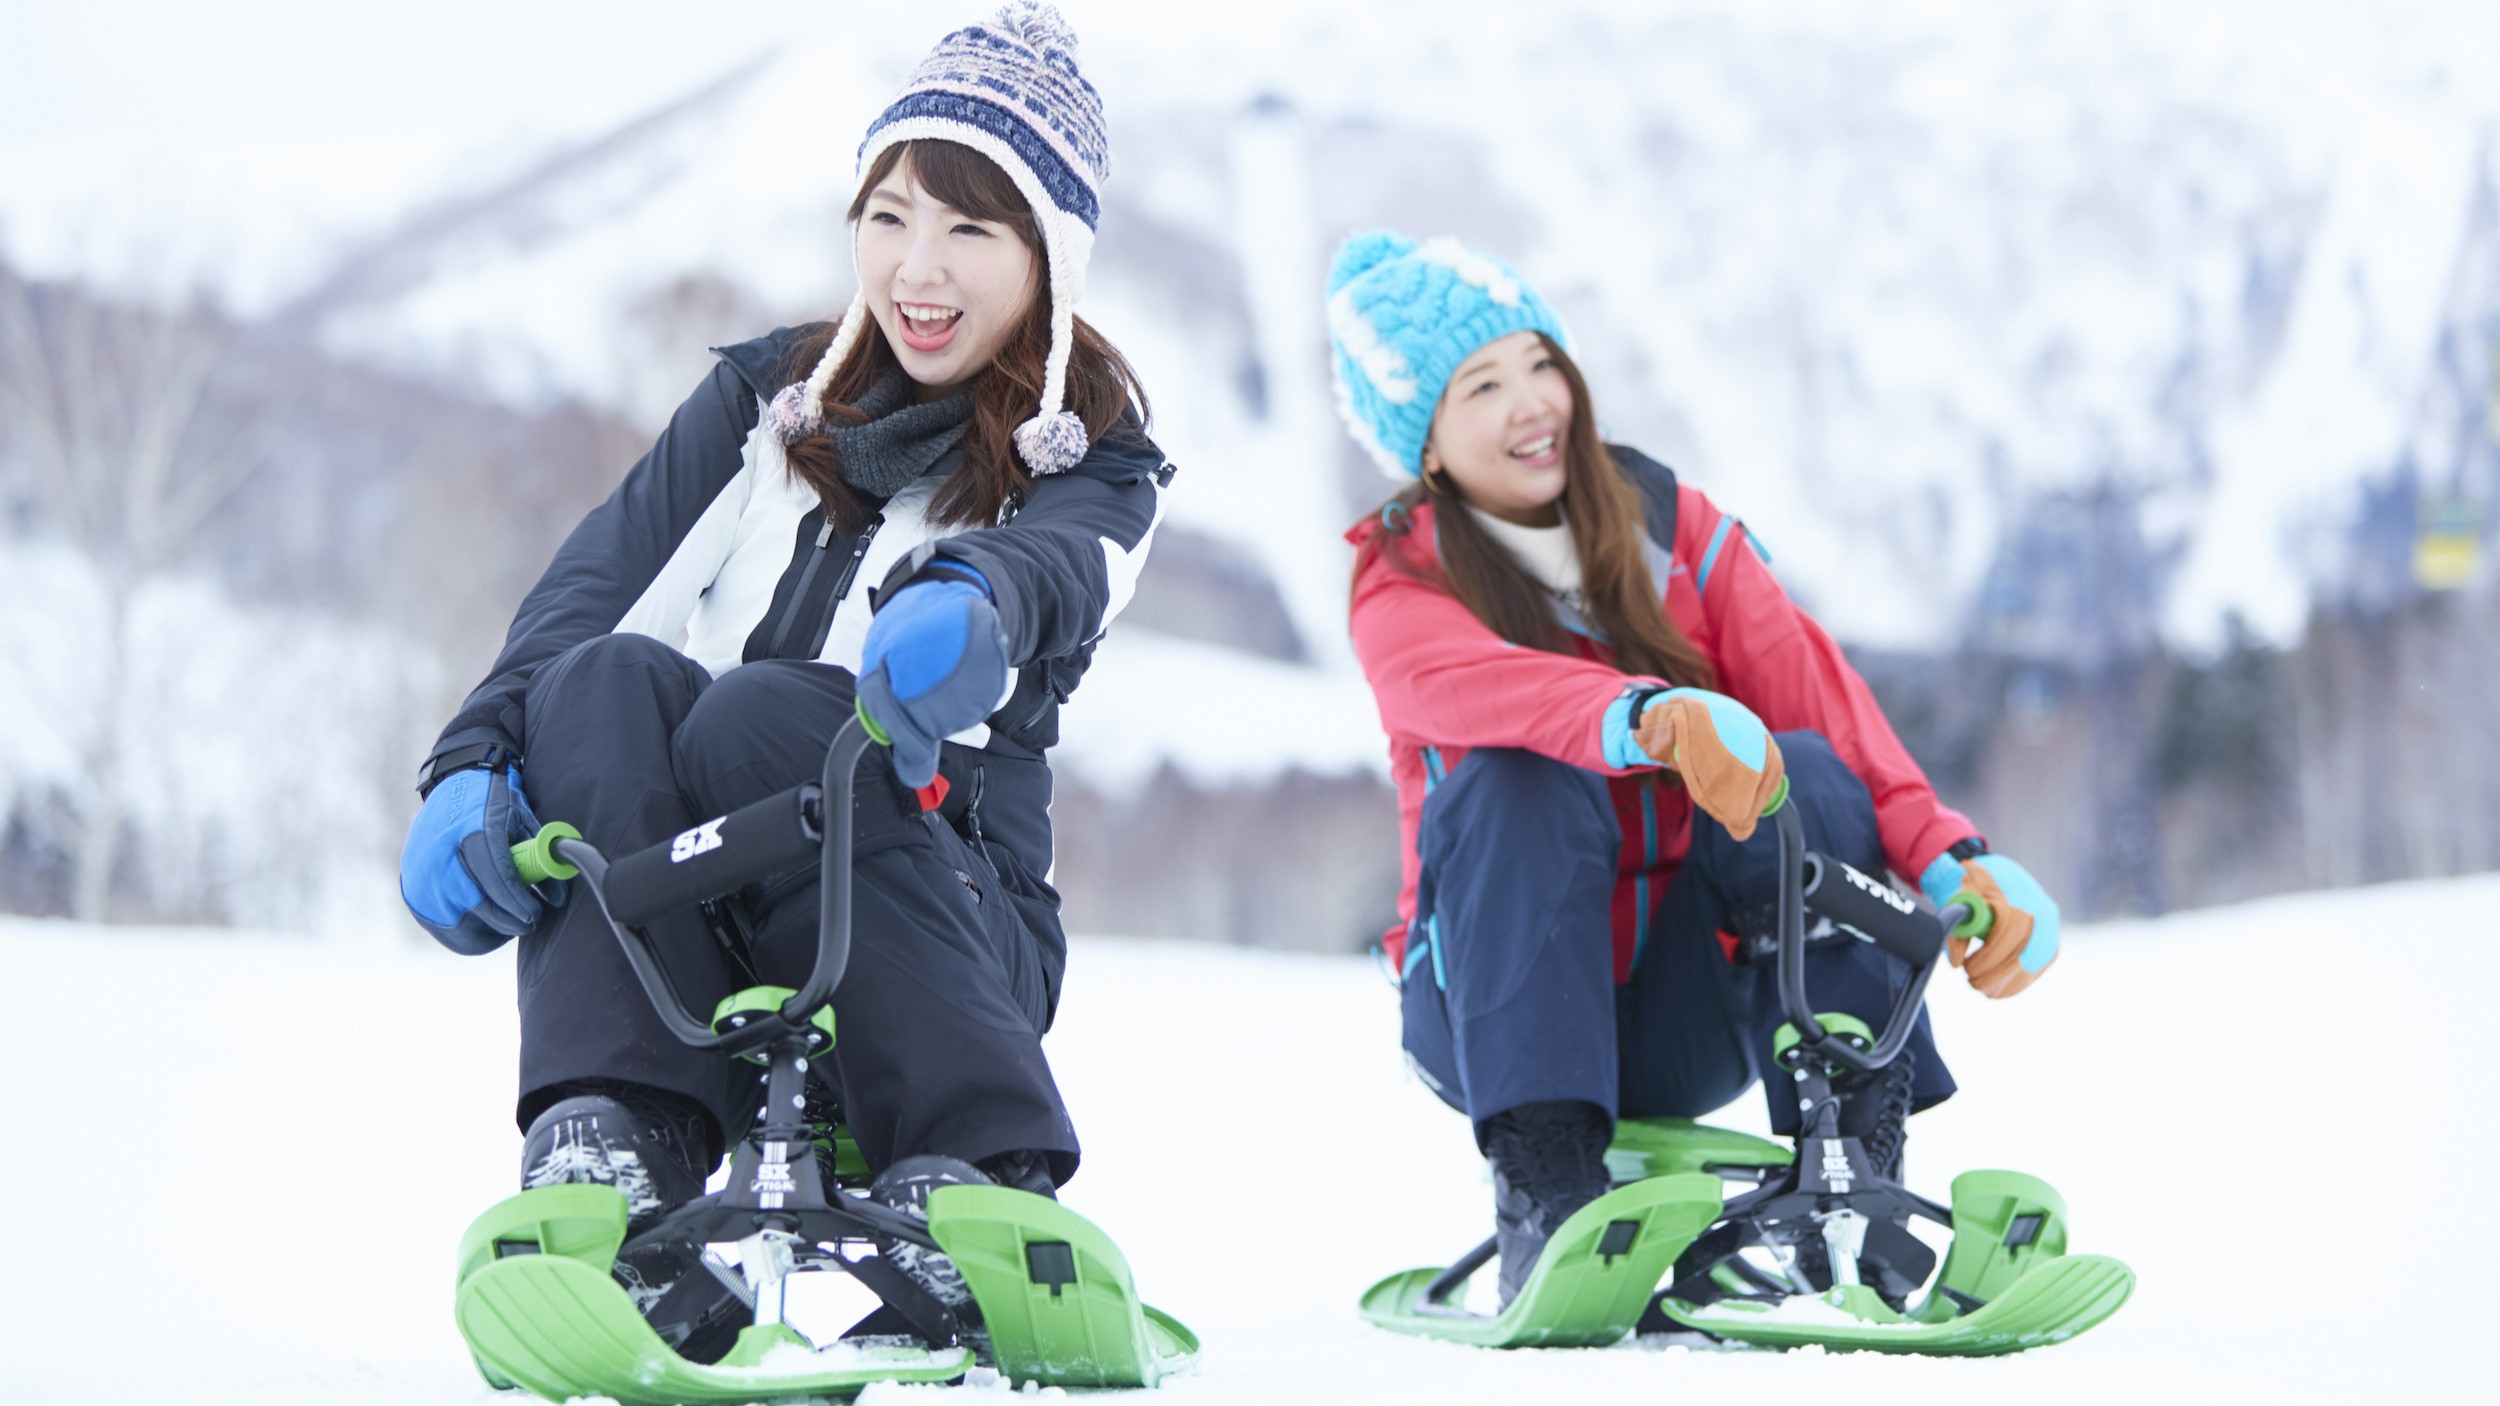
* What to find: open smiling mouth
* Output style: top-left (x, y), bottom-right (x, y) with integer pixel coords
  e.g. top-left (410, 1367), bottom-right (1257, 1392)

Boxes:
top-left (896, 302), bottom-right (963, 352)
top-left (1509, 433), bottom-right (1559, 464)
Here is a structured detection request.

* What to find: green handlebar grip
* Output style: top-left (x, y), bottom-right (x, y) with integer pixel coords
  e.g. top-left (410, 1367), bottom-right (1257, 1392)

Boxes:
top-left (510, 822), bottom-right (583, 886)
top-left (1947, 888), bottom-right (1995, 940)
top-left (1760, 772), bottom-right (1791, 816)
top-left (855, 699), bottom-right (892, 747)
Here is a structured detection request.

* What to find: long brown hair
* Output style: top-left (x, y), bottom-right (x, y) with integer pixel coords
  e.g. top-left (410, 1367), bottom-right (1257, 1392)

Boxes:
top-left (781, 139), bottom-right (1149, 530)
top-left (1354, 334), bottom-right (1717, 690)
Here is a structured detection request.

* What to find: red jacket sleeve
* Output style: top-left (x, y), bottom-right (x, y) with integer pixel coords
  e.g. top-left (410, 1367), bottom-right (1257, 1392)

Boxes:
top-left (1350, 529), bottom-right (1654, 775)
top-left (1690, 495), bottom-right (1977, 880)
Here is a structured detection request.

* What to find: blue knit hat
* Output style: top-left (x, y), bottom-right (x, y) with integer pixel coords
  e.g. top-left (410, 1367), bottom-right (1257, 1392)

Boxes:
top-left (772, 3), bottom-right (1110, 476)
top-left (1325, 232), bottom-right (1571, 480)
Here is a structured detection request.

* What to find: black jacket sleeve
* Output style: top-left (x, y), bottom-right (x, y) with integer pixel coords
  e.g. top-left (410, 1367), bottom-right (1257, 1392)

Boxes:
top-left (877, 425), bottom-right (1171, 668)
top-left (421, 360), bottom-right (761, 779)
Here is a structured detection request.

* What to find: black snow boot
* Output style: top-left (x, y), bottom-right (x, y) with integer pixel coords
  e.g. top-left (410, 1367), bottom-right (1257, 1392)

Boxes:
top-left (1481, 1100), bottom-right (1614, 1309)
top-left (521, 1085), bottom-right (747, 1365)
top-left (977, 1147), bottom-right (1059, 1200)
top-left (867, 1156), bottom-right (989, 1316)
top-left (850, 1151), bottom-right (1058, 1348)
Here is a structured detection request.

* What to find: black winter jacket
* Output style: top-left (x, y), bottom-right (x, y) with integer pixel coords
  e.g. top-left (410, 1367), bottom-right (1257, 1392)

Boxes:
top-left (423, 324), bottom-right (1172, 943)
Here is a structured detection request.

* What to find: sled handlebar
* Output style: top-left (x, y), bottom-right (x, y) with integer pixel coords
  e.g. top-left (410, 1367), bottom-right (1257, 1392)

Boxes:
top-left (1946, 892), bottom-right (1994, 940)
top-left (599, 783), bottom-right (827, 929)
top-left (509, 823), bottom-right (580, 888)
top-left (1799, 852), bottom-right (1966, 969)
top-left (1774, 803), bottom-right (1961, 1075)
top-left (510, 717), bottom-right (877, 1055)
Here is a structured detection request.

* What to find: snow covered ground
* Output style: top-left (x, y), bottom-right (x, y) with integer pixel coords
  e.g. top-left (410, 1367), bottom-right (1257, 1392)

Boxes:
top-left (2, 875), bottom-right (2491, 1404)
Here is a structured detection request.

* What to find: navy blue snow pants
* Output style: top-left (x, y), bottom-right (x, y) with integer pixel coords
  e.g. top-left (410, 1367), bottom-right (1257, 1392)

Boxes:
top-left (510, 633), bottom-right (1078, 1185)
top-left (1400, 731), bottom-right (1955, 1143)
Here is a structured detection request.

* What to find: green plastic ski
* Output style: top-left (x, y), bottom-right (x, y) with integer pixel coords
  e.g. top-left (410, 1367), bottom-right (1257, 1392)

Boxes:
top-left (455, 1183), bottom-right (1199, 1401)
top-left (1604, 1116), bottom-right (1792, 1182)
top-left (1652, 1169), bottom-right (2135, 1355)
top-left (1655, 1253), bottom-right (2133, 1356)
top-left (1358, 1174), bottom-right (1727, 1348)
top-left (924, 1184), bottom-right (1200, 1387)
top-left (454, 1186), bottom-right (970, 1404)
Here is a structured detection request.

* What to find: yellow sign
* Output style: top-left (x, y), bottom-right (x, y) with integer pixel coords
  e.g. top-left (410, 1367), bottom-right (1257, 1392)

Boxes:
top-left (2415, 496), bottom-right (2482, 591)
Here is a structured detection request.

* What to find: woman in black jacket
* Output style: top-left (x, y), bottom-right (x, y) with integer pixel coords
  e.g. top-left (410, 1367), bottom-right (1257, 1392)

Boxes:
top-left (396, 4), bottom-right (1165, 1360)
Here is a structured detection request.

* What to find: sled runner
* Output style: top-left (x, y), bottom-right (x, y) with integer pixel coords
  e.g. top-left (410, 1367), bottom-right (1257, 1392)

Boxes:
top-left (1360, 800), bottom-right (2132, 1356)
top-left (454, 718), bottom-right (1197, 1402)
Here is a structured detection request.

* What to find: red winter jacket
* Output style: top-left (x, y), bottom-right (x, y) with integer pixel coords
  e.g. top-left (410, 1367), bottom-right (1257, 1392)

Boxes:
top-left (1346, 460), bottom-right (1975, 983)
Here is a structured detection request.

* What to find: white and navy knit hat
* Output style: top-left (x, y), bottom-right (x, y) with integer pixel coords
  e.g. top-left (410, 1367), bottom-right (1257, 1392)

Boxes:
top-left (1325, 231), bottom-right (1571, 481)
top-left (769, 2), bottom-right (1110, 475)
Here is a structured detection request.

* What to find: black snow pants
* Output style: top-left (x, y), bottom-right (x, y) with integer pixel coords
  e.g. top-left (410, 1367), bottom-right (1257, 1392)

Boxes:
top-left (510, 632), bottom-right (1078, 1186)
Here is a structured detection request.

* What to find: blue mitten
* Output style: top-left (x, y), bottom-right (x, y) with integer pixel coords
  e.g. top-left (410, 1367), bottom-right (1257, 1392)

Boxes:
top-left (400, 762), bottom-right (565, 955)
top-left (857, 562), bottom-right (1013, 788)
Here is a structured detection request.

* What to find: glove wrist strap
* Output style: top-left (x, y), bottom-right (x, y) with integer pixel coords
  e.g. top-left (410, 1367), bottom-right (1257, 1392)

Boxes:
top-left (419, 741), bottom-right (518, 799)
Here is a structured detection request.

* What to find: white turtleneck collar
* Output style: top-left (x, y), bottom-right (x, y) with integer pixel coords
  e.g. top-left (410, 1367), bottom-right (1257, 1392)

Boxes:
top-left (1465, 503), bottom-right (1583, 605)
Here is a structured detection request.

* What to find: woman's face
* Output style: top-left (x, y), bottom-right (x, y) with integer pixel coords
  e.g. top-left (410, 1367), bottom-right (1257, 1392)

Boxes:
top-left (855, 160), bottom-right (1040, 399)
top-left (1422, 331), bottom-right (1574, 526)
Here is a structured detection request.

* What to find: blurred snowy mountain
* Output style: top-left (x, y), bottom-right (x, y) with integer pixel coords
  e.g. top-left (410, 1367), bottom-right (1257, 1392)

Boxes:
top-left (9, 0), bottom-right (2496, 663)
top-left (7, 0), bottom-right (2500, 935)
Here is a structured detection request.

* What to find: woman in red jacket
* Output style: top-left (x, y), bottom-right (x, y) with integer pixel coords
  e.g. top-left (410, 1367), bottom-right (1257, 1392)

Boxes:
top-left (1327, 232), bottom-right (2061, 1306)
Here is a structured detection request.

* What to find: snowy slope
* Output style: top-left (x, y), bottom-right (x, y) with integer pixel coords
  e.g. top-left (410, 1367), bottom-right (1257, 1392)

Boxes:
top-left (2, 874), bottom-right (2490, 1403)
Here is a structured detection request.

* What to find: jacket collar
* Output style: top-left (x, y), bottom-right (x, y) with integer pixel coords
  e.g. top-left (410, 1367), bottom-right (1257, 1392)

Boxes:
top-left (710, 322), bottom-right (827, 402)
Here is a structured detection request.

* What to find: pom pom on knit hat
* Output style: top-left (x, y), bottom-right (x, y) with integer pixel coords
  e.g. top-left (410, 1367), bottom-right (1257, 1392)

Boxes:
top-left (1014, 409), bottom-right (1091, 475)
top-left (1327, 230), bottom-right (1418, 295)
top-left (768, 299), bottom-right (870, 445)
top-left (766, 381), bottom-right (823, 440)
top-left (993, 0), bottom-right (1078, 52)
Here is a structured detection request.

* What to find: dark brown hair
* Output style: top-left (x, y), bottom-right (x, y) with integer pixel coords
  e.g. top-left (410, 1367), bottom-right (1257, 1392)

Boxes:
top-left (781, 139), bottom-right (1149, 530)
top-left (1354, 334), bottom-right (1718, 690)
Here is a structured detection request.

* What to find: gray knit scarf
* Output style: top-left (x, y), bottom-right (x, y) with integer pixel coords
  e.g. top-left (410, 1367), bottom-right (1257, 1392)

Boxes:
top-left (822, 368), bottom-right (977, 498)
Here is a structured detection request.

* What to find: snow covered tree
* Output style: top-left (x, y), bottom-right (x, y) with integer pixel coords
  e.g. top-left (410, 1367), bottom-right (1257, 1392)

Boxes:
top-left (0, 268), bottom-right (285, 921)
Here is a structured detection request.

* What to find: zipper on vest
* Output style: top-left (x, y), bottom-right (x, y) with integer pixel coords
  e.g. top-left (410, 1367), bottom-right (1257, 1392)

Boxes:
top-left (806, 518), bottom-right (883, 660)
top-left (766, 520), bottom-right (836, 659)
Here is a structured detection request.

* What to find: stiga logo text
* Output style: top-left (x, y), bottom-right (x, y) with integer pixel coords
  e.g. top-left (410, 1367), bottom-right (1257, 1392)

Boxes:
top-left (1841, 864), bottom-right (1916, 915)
top-left (671, 818), bottom-right (725, 863)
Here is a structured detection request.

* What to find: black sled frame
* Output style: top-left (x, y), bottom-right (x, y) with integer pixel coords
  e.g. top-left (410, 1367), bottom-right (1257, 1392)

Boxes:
top-left (1415, 803), bottom-right (1974, 1317)
top-left (526, 717), bottom-right (972, 1349)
